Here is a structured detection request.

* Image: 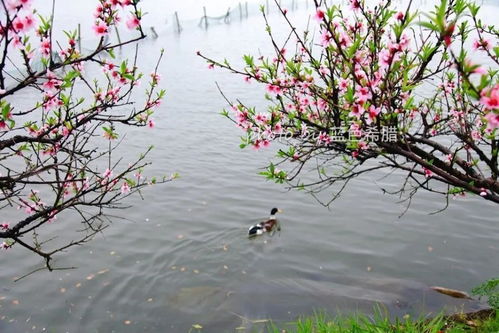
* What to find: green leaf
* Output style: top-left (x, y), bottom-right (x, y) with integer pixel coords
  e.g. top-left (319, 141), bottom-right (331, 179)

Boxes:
top-left (2, 103), bottom-right (11, 118)
top-left (417, 21), bottom-right (439, 32)
top-left (123, 73), bottom-right (135, 80)
top-left (120, 60), bottom-right (127, 74)
top-left (468, 3), bottom-right (480, 16)
top-left (243, 54), bottom-right (254, 67)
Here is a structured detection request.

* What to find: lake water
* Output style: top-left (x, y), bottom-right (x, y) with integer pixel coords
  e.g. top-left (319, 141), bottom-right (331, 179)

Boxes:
top-left (0, 1), bottom-right (498, 332)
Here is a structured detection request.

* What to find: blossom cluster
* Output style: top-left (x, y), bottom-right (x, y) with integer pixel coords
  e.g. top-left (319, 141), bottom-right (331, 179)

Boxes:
top-left (202, 0), bottom-right (498, 201)
top-left (93, 0), bottom-right (141, 36)
top-left (210, 0), bottom-right (498, 155)
top-left (0, 0), bottom-right (167, 256)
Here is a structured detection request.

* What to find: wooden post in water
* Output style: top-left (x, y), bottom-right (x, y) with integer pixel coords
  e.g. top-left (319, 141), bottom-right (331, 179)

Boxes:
top-left (77, 23), bottom-right (81, 52)
top-left (203, 6), bottom-right (208, 29)
top-left (150, 27), bottom-right (158, 38)
top-left (245, 2), bottom-right (248, 18)
top-left (174, 11), bottom-right (182, 33)
top-left (114, 26), bottom-right (122, 48)
top-left (238, 2), bottom-right (242, 20)
top-left (224, 7), bottom-right (231, 24)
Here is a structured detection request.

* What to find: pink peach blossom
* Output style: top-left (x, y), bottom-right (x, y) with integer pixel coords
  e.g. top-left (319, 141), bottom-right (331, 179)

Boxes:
top-left (12, 16), bottom-right (26, 33)
top-left (338, 78), bottom-right (350, 92)
top-left (349, 0), bottom-right (360, 11)
top-left (40, 37), bottom-right (51, 57)
top-left (93, 21), bottom-right (108, 37)
top-left (23, 14), bottom-right (37, 31)
top-left (423, 167), bottom-right (432, 178)
top-left (366, 105), bottom-right (380, 125)
top-left (472, 38), bottom-right (492, 51)
top-left (94, 4), bottom-right (104, 18)
top-left (484, 112), bottom-right (499, 131)
top-left (6, 0), bottom-right (20, 12)
top-left (354, 86), bottom-right (372, 105)
top-left (320, 29), bottom-right (333, 47)
top-left (349, 104), bottom-right (364, 119)
top-left (103, 168), bottom-right (113, 179)
top-left (121, 182), bottom-right (131, 194)
top-left (266, 84), bottom-right (282, 95)
top-left (11, 35), bottom-right (24, 49)
top-left (480, 84), bottom-right (499, 110)
top-left (318, 132), bottom-right (332, 144)
top-left (314, 9), bottom-right (325, 22)
top-left (126, 15), bottom-right (140, 30)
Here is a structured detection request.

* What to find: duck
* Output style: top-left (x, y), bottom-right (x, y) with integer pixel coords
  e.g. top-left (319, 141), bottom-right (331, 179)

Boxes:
top-left (248, 208), bottom-right (283, 236)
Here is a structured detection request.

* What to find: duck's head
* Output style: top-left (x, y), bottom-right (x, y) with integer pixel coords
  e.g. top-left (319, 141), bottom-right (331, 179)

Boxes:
top-left (270, 207), bottom-right (283, 216)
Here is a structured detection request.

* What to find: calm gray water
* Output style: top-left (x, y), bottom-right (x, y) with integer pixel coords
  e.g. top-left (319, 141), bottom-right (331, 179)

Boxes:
top-left (0, 1), bottom-right (498, 332)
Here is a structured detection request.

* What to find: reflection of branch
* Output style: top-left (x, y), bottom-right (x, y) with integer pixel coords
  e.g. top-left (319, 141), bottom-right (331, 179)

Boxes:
top-left (14, 265), bottom-right (76, 282)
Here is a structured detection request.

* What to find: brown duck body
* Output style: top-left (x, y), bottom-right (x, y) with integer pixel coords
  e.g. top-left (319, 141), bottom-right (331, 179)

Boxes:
top-left (261, 219), bottom-right (277, 231)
